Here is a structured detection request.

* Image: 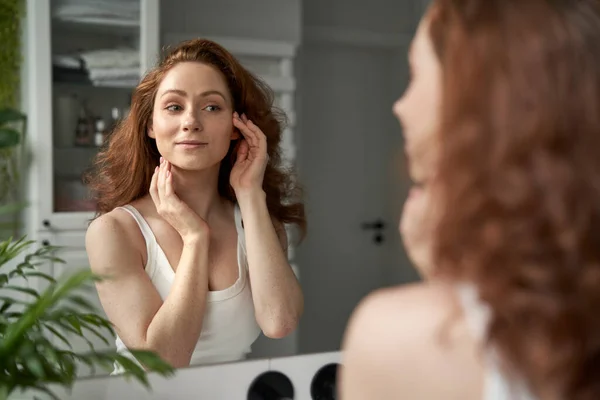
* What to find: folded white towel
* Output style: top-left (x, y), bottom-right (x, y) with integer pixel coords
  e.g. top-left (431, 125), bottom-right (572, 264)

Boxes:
top-left (53, 0), bottom-right (139, 21)
top-left (88, 67), bottom-right (140, 81)
top-left (80, 48), bottom-right (139, 69)
top-left (53, 55), bottom-right (82, 69)
top-left (93, 79), bottom-right (140, 88)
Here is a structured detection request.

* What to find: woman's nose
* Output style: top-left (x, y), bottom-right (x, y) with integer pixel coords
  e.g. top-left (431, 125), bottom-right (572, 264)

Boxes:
top-left (183, 115), bottom-right (202, 132)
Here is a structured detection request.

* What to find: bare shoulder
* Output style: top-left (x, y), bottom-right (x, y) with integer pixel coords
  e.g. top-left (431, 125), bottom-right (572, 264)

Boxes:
top-left (339, 281), bottom-right (483, 400)
top-left (85, 208), bottom-right (146, 274)
top-left (342, 281), bottom-right (459, 357)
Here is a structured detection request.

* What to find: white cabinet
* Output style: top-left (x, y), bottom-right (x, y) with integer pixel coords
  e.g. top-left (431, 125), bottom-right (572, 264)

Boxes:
top-left (21, 0), bottom-right (160, 378)
top-left (23, 0), bottom-right (160, 233)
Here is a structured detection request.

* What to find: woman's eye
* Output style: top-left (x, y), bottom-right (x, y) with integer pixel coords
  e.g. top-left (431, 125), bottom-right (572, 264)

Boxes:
top-left (205, 105), bottom-right (220, 112)
top-left (166, 104), bottom-right (182, 112)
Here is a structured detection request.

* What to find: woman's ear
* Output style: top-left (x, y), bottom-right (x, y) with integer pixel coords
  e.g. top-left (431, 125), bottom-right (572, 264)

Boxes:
top-left (231, 127), bottom-right (241, 140)
top-left (147, 120), bottom-right (155, 139)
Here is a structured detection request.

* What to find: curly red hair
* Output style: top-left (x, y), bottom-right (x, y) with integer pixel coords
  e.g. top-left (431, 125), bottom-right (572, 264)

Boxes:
top-left (428, 0), bottom-right (600, 398)
top-left (85, 39), bottom-right (306, 238)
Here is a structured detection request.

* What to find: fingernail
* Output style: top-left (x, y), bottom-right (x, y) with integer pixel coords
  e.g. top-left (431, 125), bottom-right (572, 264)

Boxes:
top-left (160, 156), bottom-right (163, 163)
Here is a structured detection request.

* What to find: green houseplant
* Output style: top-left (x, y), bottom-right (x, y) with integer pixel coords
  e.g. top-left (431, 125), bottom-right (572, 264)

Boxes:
top-left (0, 205), bottom-right (175, 400)
top-left (0, 108), bottom-right (27, 209)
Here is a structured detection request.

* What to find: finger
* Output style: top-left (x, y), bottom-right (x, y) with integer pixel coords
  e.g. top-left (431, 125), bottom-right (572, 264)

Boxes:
top-left (165, 169), bottom-right (175, 198)
top-left (149, 166), bottom-right (160, 206)
top-left (157, 158), bottom-right (167, 201)
top-left (235, 140), bottom-right (249, 164)
top-left (233, 115), bottom-right (258, 148)
top-left (245, 119), bottom-right (268, 151)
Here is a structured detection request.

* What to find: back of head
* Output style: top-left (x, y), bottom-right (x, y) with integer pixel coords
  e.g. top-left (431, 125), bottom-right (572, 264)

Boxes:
top-left (85, 38), bottom-right (305, 234)
top-left (427, 0), bottom-right (600, 398)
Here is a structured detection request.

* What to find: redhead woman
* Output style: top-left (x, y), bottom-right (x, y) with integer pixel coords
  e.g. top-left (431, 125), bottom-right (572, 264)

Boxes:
top-left (340, 1), bottom-right (600, 399)
top-left (84, 39), bottom-right (305, 370)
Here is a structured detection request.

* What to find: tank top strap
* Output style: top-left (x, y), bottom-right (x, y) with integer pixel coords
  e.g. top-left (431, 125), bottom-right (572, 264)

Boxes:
top-left (455, 282), bottom-right (536, 400)
top-left (116, 205), bottom-right (157, 273)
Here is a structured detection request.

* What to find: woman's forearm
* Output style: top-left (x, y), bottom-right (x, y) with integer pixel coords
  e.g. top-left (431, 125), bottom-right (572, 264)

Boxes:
top-left (238, 190), bottom-right (304, 338)
top-left (143, 237), bottom-right (209, 367)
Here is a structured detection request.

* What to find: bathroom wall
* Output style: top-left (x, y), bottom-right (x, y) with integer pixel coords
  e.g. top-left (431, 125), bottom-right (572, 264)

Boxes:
top-left (159, 0), bottom-right (302, 46)
top-left (295, 0), bottom-right (421, 354)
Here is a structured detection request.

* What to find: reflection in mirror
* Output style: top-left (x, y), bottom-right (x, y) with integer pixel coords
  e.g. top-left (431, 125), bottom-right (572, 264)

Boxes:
top-left (247, 370), bottom-right (295, 400)
top-left (28, 0), bottom-right (421, 384)
top-left (83, 36), bottom-right (306, 373)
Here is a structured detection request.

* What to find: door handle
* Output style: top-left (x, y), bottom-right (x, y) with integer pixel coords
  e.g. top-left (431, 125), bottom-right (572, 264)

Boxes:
top-left (361, 219), bottom-right (386, 230)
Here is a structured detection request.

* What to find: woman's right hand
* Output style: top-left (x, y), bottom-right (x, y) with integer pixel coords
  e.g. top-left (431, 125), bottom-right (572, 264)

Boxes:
top-left (150, 158), bottom-right (209, 243)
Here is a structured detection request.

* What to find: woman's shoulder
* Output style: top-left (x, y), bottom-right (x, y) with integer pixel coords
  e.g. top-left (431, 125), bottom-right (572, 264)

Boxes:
top-left (339, 281), bottom-right (484, 399)
top-left (85, 200), bottom-right (150, 269)
top-left (342, 281), bottom-right (460, 354)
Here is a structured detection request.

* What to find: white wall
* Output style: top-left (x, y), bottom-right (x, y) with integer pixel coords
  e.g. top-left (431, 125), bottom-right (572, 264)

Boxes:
top-left (160, 0), bottom-right (302, 46)
top-left (303, 0), bottom-right (417, 35)
top-left (294, 0), bottom-right (422, 355)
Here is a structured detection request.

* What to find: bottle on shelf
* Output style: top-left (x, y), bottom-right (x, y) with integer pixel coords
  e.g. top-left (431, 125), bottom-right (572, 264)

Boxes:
top-left (94, 118), bottom-right (106, 147)
top-left (74, 105), bottom-right (93, 146)
top-left (108, 107), bottom-right (121, 138)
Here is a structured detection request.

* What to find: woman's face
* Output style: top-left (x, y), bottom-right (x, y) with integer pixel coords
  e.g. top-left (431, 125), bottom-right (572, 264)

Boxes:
top-left (393, 15), bottom-right (442, 276)
top-left (149, 61), bottom-right (239, 171)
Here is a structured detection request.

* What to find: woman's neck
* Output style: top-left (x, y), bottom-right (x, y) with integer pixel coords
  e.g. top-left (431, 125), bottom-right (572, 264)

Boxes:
top-left (170, 164), bottom-right (229, 221)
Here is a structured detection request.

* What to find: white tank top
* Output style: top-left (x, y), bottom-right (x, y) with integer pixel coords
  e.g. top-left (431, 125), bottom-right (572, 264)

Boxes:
top-left (111, 204), bottom-right (262, 373)
top-left (456, 283), bottom-right (537, 400)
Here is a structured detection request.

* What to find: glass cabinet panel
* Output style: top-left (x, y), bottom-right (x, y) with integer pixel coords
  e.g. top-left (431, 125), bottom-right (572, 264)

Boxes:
top-left (50, 0), bottom-right (142, 213)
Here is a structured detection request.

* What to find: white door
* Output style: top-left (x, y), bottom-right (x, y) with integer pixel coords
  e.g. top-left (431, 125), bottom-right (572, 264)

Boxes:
top-left (296, 42), bottom-right (420, 354)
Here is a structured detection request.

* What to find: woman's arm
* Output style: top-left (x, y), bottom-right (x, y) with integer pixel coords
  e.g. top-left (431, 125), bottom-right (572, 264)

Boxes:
top-left (237, 190), bottom-right (304, 338)
top-left (86, 211), bottom-right (210, 368)
top-left (230, 112), bottom-right (304, 338)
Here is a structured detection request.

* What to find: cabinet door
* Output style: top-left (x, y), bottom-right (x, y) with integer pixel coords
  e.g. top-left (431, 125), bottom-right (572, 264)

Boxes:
top-left (25, 0), bottom-right (159, 232)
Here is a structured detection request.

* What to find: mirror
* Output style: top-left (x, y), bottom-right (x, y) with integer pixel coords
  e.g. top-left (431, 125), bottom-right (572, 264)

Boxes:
top-left (18, 0), bottom-right (423, 387)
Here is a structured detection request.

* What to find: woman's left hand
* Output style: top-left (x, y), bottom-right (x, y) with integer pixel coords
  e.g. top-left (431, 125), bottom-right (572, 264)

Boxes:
top-left (230, 112), bottom-right (269, 196)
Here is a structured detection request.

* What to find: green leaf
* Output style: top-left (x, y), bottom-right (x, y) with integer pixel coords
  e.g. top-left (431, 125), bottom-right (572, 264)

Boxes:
top-left (41, 323), bottom-right (72, 349)
top-left (3, 285), bottom-right (40, 298)
top-left (64, 294), bottom-right (97, 313)
top-left (129, 349), bottom-right (175, 375)
top-left (111, 355), bottom-right (149, 388)
top-left (29, 384), bottom-right (61, 400)
top-left (0, 384), bottom-right (8, 400)
top-left (0, 108), bottom-right (26, 125)
top-left (23, 271), bottom-right (56, 284)
top-left (0, 127), bottom-right (19, 148)
top-left (25, 355), bottom-right (46, 379)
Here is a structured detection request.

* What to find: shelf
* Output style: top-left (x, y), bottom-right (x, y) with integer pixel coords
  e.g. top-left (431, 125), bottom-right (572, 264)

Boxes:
top-left (54, 80), bottom-right (138, 90)
top-left (52, 16), bottom-right (140, 36)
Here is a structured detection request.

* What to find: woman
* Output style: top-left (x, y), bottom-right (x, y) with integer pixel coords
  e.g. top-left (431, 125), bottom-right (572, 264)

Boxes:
top-left (340, 0), bottom-right (600, 399)
top-left (84, 38), bottom-right (305, 370)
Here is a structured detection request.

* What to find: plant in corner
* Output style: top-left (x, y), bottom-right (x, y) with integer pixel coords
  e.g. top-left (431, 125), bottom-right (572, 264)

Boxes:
top-left (0, 204), bottom-right (176, 400)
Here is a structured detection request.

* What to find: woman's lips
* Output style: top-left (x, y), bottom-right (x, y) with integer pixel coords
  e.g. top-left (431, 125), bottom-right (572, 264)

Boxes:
top-left (176, 141), bottom-right (208, 149)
